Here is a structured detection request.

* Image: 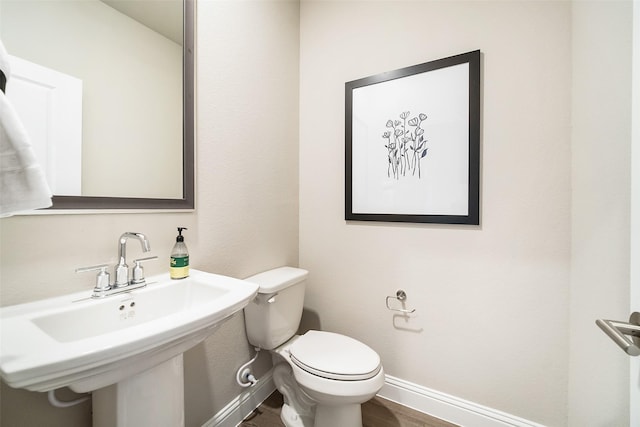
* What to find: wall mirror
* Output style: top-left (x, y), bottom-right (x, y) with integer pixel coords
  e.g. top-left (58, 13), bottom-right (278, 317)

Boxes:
top-left (0, 0), bottom-right (194, 210)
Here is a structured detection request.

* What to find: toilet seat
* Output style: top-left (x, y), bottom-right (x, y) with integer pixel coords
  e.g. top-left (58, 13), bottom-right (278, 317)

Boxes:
top-left (289, 331), bottom-right (381, 381)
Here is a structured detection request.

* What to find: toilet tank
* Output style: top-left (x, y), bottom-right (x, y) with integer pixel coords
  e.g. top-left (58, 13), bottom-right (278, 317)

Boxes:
top-left (243, 267), bottom-right (308, 350)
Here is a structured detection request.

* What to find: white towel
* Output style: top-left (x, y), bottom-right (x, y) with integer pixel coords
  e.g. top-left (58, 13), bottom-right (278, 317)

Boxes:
top-left (0, 40), bottom-right (52, 217)
top-left (0, 38), bottom-right (10, 83)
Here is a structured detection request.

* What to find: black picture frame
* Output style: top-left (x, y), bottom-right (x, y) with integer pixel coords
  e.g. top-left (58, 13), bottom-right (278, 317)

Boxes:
top-left (345, 50), bottom-right (480, 225)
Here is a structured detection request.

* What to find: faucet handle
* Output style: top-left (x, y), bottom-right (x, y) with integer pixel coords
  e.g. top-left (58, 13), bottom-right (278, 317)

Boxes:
top-left (76, 264), bottom-right (111, 294)
top-left (131, 256), bottom-right (158, 285)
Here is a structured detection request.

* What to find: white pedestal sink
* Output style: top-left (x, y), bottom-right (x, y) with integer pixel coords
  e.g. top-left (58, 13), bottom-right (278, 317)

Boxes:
top-left (0, 269), bottom-right (259, 426)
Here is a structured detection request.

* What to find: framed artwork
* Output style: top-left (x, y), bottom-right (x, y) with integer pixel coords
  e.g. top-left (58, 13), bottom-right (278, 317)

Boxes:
top-left (345, 50), bottom-right (480, 225)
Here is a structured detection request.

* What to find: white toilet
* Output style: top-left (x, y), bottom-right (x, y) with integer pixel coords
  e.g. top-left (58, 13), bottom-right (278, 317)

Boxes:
top-left (244, 266), bottom-right (385, 427)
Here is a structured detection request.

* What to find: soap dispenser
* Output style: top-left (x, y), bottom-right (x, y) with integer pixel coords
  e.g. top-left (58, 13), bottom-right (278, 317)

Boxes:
top-left (170, 227), bottom-right (189, 279)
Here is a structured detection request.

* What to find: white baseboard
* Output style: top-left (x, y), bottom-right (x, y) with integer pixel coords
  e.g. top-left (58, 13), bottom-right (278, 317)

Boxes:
top-left (203, 369), bottom-right (276, 427)
top-left (378, 375), bottom-right (546, 427)
top-left (204, 371), bottom-right (545, 427)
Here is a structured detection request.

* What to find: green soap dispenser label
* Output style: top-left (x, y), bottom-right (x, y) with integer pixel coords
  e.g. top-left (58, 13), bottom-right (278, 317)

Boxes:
top-left (171, 256), bottom-right (189, 268)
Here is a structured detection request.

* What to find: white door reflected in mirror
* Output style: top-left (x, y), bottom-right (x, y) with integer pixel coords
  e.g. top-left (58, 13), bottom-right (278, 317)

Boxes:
top-left (7, 55), bottom-right (83, 196)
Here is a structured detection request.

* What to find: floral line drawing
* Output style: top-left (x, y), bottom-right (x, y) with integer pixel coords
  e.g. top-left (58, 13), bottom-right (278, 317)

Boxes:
top-left (382, 111), bottom-right (429, 179)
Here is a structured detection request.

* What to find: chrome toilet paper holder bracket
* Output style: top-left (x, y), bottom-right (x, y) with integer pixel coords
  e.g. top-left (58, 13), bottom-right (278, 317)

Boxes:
top-left (385, 289), bottom-right (416, 314)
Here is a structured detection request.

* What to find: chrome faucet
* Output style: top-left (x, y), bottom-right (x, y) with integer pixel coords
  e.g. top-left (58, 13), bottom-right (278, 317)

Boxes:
top-left (115, 232), bottom-right (151, 287)
top-left (76, 232), bottom-right (157, 298)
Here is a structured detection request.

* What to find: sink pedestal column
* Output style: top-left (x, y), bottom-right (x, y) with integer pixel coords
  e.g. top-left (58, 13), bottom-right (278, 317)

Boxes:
top-left (93, 354), bottom-right (185, 427)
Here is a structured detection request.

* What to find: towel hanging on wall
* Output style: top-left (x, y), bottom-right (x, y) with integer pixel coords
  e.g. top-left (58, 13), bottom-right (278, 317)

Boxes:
top-left (0, 40), bottom-right (52, 217)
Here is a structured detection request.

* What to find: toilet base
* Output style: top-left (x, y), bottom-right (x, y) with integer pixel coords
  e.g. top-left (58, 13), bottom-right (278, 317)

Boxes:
top-left (269, 336), bottom-right (382, 427)
top-left (273, 362), bottom-right (315, 427)
top-left (315, 403), bottom-right (362, 427)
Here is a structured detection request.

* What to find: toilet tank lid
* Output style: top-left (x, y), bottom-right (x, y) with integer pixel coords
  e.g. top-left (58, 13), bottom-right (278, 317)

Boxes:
top-left (244, 266), bottom-right (308, 293)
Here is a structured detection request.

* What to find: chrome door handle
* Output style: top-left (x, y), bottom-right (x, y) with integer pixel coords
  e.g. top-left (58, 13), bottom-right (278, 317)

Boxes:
top-left (596, 312), bottom-right (640, 356)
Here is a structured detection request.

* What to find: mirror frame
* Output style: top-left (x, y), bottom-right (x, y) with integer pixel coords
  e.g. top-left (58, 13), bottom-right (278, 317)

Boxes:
top-left (49, 0), bottom-right (195, 210)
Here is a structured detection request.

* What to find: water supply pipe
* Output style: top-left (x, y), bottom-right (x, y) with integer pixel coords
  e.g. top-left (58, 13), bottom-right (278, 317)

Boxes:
top-left (48, 389), bottom-right (91, 408)
top-left (236, 347), bottom-right (261, 387)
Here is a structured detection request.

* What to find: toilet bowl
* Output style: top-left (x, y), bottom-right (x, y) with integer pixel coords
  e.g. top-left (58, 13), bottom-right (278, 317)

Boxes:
top-left (243, 267), bottom-right (385, 427)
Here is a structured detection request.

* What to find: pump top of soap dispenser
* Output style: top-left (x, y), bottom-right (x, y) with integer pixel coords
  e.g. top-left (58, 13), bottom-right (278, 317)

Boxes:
top-left (176, 227), bottom-right (187, 242)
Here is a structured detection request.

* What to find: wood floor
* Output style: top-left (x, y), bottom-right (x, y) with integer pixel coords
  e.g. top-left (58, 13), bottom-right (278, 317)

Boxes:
top-left (240, 391), bottom-right (459, 427)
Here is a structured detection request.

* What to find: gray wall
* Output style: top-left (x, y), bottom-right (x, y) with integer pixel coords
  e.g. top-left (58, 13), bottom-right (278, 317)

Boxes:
top-left (299, 1), bottom-right (631, 426)
top-left (569, 2), bottom-right (632, 426)
top-left (0, 1), bottom-right (300, 426)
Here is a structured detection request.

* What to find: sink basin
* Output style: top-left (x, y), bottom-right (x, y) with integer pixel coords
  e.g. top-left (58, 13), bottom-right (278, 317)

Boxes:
top-left (0, 269), bottom-right (258, 393)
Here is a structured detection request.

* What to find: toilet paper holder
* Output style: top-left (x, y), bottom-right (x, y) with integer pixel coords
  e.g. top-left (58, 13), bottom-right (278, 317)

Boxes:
top-left (385, 290), bottom-right (416, 314)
